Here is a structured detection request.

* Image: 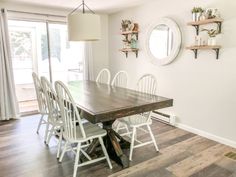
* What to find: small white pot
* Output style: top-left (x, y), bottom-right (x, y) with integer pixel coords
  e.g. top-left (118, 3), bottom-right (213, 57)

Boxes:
top-left (192, 13), bottom-right (197, 21)
top-left (208, 37), bottom-right (216, 46)
top-left (192, 12), bottom-right (202, 21)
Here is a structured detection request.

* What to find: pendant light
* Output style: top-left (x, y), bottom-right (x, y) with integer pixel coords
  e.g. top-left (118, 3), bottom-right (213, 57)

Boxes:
top-left (67, 0), bottom-right (101, 41)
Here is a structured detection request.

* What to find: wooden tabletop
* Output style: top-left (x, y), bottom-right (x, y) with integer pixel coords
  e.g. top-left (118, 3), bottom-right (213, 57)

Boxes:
top-left (68, 80), bottom-right (173, 123)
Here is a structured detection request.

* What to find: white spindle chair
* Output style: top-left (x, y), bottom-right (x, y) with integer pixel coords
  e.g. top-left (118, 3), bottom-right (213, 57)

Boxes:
top-left (95, 68), bottom-right (111, 84)
top-left (41, 77), bottom-right (63, 158)
top-left (111, 70), bottom-right (128, 88)
top-left (111, 71), bottom-right (129, 132)
top-left (32, 72), bottom-right (48, 141)
top-left (55, 81), bottom-right (112, 177)
top-left (116, 74), bottom-right (159, 161)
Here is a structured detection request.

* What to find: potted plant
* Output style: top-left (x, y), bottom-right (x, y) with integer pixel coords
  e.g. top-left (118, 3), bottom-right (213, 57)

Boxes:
top-left (192, 7), bottom-right (204, 21)
top-left (121, 20), bottom-right (132, 32)
top-left (202, 28), bottom-right (219, 45)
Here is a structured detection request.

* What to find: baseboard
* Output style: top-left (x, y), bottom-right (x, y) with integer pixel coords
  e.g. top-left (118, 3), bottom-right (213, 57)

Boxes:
top-left (176, 123), bottom-right (236, 148)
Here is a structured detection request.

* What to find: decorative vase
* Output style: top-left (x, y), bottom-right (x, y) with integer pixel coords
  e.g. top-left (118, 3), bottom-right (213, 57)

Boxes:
top-left (208, 37), bottom-right (216, 46)
top-left (131, 40), bottom-right (137, 48)
top-left (200, 14), bottom-right (206, 21)
top-left (192, 13), bottom-right (197, 21)
top-left (196, 12), bottom-right (201, 21)
top-left (192, 12), bottom-right (201, 21)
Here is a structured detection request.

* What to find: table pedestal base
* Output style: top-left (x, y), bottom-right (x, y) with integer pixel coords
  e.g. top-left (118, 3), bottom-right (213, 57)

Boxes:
top-left (103, 124), bottom-right (130, 168)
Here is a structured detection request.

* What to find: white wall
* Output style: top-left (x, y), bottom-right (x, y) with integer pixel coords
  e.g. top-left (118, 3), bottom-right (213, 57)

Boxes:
top-left (108, 0), bottom-right (236, 145)
top-left (92, 15), bottom-right (109, 77)
top-left (0, 2), bottom-right (109, 78)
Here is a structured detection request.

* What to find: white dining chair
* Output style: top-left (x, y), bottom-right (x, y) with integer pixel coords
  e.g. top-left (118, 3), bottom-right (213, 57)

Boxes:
top-left (96, 68), bottom-right (111, 85)
top-left (116, 74), bottom-right (159, 161)
top-left (32, 72), bottom-right (48, 141)
top-left (111, 71), bottom-right (129, 132)
top-left (111, 70), bottom-right (128, 88)
top-left (55, 81), bottom-right (112, 177)
top-left (41, 76), bottom-right (63, 158)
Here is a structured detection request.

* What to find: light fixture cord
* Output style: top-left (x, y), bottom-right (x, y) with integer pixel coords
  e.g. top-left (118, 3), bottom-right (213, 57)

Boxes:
top-left (69, 0), bottom-right (95, 15)
top-left (82, 0), bottom-right (85, 13)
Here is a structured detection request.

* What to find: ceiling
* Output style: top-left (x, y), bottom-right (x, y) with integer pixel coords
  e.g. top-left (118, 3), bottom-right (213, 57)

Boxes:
top-left (1, 0), bottom-right (149, 14)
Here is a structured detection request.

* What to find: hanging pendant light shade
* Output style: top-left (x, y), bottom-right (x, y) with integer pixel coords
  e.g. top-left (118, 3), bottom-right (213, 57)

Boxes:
top-left (67, 0), bottom-right (101, 41)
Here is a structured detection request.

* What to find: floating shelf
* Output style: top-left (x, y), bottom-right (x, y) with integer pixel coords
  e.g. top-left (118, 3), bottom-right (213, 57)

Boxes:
top-left (121, 30), bottom-right (139, 35)
top-left (119, 48), bottom-right (139, 58)
top-left (186, 45), bottom-right (221, 59)
top-left (187, 18), bottom-right (223, 35)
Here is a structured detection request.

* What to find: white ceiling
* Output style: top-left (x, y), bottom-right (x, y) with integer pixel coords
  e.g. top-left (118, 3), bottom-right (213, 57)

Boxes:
top-left (1, 0), bottom-right (149, 14)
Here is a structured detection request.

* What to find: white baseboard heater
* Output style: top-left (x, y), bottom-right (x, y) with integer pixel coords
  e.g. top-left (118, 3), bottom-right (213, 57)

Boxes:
top-left (152, 110), bottom-right (176, 126)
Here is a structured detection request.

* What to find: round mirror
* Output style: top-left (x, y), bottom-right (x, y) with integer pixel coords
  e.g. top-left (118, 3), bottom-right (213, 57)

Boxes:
top-left (146, 18), bottom-right (181, 66)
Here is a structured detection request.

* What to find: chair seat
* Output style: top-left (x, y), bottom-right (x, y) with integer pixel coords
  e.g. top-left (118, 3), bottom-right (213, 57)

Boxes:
top-left (64, 122), bottom-right (107, 142)
top-left (118, 114), bottom-right (152, 127)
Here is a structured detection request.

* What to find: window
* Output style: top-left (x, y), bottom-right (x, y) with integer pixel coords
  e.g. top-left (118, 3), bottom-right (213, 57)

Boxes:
top-left (8, 20), bottom-right (84, 115)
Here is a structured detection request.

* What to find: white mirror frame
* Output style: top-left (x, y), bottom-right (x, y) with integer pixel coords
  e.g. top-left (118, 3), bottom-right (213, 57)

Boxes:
top-left (145, 18), bottom-right (181, 66)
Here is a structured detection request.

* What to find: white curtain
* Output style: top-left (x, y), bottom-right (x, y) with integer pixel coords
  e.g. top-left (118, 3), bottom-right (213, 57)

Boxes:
top-left (83, 42), bottom-right (94, 81)
top-left (0, 9), bottom-right (19, 120)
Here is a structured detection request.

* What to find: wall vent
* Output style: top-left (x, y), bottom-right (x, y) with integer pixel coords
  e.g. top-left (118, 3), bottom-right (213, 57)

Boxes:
top-left (152, 110), bottom-right (176, 126)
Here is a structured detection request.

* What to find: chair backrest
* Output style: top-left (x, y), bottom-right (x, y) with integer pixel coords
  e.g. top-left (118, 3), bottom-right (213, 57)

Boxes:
top-left (111, 71), bottom-right (128, 88)
top-left (136, 74), bottom-right (157, 95)
top-left (95, 68), bottom-right (111, 85)
top-left (41, 76), bottom-right (60, 122)
top-left (137, 74), bottom-right (157, 121)
top-left (55, 81), bottom-right (86, 140)
top-left (32, 72), bottom-right (47, 114)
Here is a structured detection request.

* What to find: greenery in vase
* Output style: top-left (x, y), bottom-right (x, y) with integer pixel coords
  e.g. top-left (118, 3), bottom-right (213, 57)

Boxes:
top-left (121, 20), bottom-right (132, 31)
top-left (202, 28), bottom-right (219, 37)
top-left (191, 7), bottom-right (204, 13)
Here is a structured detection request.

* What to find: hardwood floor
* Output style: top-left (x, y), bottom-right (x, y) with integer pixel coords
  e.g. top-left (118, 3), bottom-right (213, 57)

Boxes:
top-left (0, 115), bottom-right (235, 177)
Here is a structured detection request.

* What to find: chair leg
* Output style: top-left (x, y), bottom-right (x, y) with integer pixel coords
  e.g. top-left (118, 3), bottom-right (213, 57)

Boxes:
top-left (98, 137), bottom-right (112, 169)
top-left (73, 143), bottom-right (81, 177)
top-left (59, 141), bottom-right (68, 162)
top-left (147, 125), bottom-right (159, 152)
top-left (36, 114), bottom-right (44, 134)
top-left (57, 128), bottom-right (63, 159)
top-left (44, 122), bottom-right (50, 144)
top-left (129, 127), bottom-right (136, 161)
top-left (46, 125), bottom-right (55, 144)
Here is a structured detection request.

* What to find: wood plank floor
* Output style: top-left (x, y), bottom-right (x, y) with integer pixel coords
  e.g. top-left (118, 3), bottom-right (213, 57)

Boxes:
top-left (0, 115), bottom-right (235, 177)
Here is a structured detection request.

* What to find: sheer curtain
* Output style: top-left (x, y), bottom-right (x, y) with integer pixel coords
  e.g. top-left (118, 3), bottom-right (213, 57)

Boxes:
top-left (83, 42), bottom-right (94, 81)
top-left (0, 9), bottom-right (19, 120)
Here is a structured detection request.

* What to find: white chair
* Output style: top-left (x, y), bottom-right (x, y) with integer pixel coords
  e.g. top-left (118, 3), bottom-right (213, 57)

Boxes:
top-left (95, 68), bottom-right (111, 85)
top-left (111, 71), bottom-right (129, 132)
top-left (116, 74), bottom-right (159, 161)
top-left (111, 70), bottom-right (128, 88)
top-left (55, 81), bottom-right (112, 177)
top-left (41, 76), bottom-right (63, 158)
top-left (32, 72), bottom-right (48, 141)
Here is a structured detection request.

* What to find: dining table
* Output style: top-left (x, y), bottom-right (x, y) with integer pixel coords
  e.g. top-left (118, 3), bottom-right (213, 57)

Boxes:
top-left (68, 80), bottom-right (173, 168)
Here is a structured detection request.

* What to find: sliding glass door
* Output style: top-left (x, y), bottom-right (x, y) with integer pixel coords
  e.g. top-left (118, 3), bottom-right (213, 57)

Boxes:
top-left (8, 20), bottom-right (84, 115)
top-left (48, 23), bottom-right (84, 83)
top-left (9, 20), bottom-right (49, 114)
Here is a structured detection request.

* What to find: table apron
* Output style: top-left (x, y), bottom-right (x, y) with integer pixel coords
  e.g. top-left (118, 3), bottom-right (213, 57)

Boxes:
top-left (80, 99), bottom-right (173, 124)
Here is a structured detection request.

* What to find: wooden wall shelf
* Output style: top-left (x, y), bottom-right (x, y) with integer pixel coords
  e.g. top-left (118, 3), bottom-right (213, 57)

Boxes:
top-left (186, 45), bottom-right (221, 59)
top-left (120, 22), bottom-right (139, 58)
top-left (119, 48), bottom-right (139, 58)
top-left (187, 18), bottom-right (223, 35)
top-left (121, 31), bottom-right (139, 35)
